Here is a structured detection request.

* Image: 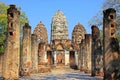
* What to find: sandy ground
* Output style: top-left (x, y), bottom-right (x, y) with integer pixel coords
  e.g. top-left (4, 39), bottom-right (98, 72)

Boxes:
top-left (20, 69), bottom-right (103, 80)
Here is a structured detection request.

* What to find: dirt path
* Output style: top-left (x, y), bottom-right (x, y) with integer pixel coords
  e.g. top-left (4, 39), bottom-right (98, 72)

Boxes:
top-left (20, 69), bottom-right (103, 80)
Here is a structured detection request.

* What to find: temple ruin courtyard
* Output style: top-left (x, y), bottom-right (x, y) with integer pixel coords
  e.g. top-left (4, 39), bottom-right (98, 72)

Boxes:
top-left (0, 4), bottom-right (120, 80)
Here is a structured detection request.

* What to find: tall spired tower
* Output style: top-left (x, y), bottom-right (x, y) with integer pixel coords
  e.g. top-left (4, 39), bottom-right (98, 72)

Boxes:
top-left (72, 23), bottom-right (86, 44)
top-left (51, 10), bottom-right (68, 41)
top-left (34, 21), bottom-right (48, 44)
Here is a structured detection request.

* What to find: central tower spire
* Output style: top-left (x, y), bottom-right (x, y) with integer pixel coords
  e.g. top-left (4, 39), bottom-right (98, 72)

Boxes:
top-left (51, 10), bottom-right (68, 41)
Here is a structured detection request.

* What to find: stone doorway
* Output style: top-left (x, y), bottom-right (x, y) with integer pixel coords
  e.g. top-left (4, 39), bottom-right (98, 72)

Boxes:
top-left (69, 51), bottom-right (77, 69)
top-left (38, 43), bottom-right (45, 63)
top-left (56, 53), bottom-right (63, 64)
top-left (47, 51), bottom-right (52, 65)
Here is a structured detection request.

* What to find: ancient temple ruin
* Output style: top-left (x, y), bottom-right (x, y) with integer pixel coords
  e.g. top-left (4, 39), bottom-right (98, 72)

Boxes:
top-left (33, 22), bottom-right (48, 64)
top-left (72, 23), bottom-right (86, 70)
top-left (50, 10), bottom-right (70, 67)
top-left (31, 10), bottom-right (85, 70)
top-left (33, 21), bottom-right (50, 73)
top-left (78, 34), bottom-right (92, 73)
top-left (0, 4), bottom-right (120, 80)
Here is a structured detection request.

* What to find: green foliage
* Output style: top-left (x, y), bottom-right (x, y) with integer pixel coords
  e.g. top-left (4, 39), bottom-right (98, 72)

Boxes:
top-left (0, 2), bottom-right (7, 54)
top-left (0, 2), bottom-right (8, 32)
top-left (0, 34), bottom-right (5, 53)
top-left (20, 11), bottom-right (29, 27)
top-left (0, 2), bottom-right (29, 54)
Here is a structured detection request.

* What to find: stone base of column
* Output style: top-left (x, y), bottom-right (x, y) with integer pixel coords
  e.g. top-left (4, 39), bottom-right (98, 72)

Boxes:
top-left (20, 68), bottom-right (31, 76)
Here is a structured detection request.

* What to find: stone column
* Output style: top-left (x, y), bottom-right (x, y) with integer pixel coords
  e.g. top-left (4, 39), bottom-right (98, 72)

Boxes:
top-left (91, 27), bottom-right (96, 76)
top-left (75, 51), bottom-right (78, 66)
top-left (2, 5), bottom-right (20, 79)
top-left (103, 8), bottom-right (120, 80)
top-left (31, 34), bottom-right (38, 73)
top-left (54, 51), bottom-right (57, 66)
top-left (79, 43), bottom-right (83, 71)
top-left (20, 23), bottom-right (31, 76)
top-left (80, 39), bottom-right (85, 71)
top-left (83, 40), bottom-right (86, 71)
top-left (65, 50), bottom-right (69, 66)
top-left (44, 46), bottom-right (47, 62)
top-left (78, 48), bottom-right (81, 70)
top-left (91, 25), bottom-right (103, 76)
top-left (84, 34), bottom-right (92, 73)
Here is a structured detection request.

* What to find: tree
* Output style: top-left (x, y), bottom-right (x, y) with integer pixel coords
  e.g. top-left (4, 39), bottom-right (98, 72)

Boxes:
top-left (88, 0), bottom-right (120, 45)
top-left (0, 2), bottom-right (29, 54)
top-left (88, 0), bottom-right (120, 26)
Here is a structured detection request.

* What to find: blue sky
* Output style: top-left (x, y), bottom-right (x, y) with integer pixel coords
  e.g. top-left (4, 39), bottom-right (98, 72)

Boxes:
top-left (1, 0), bottom-right (104, 42)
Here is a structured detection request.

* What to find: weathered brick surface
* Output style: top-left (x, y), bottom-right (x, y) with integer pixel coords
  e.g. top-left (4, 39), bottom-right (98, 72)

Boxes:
top-left (91, 25), bottom-right (103, 76)
top-left (38, 42), bottom-right (46, 64)
top-left (72, 23), bottom-right (86, 44)
top-left (51, 10), bottom-right (68, 40)
top-left (103, 8), bottom-right (120, 79)
top-left (79, 39), bottom-right (85, 71)
top-left (2, 5), bottom-right (20, 79)
top-left (84, 34), bottom-right (92, 73)
top-left (31, 34), bottom-right (38, 73)
top-left (33, 22), bottom-right (48, 64)
top-left (20, 23), bottom-right (31, 76)
top-left (33, 21), bottom-right (48, 44)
